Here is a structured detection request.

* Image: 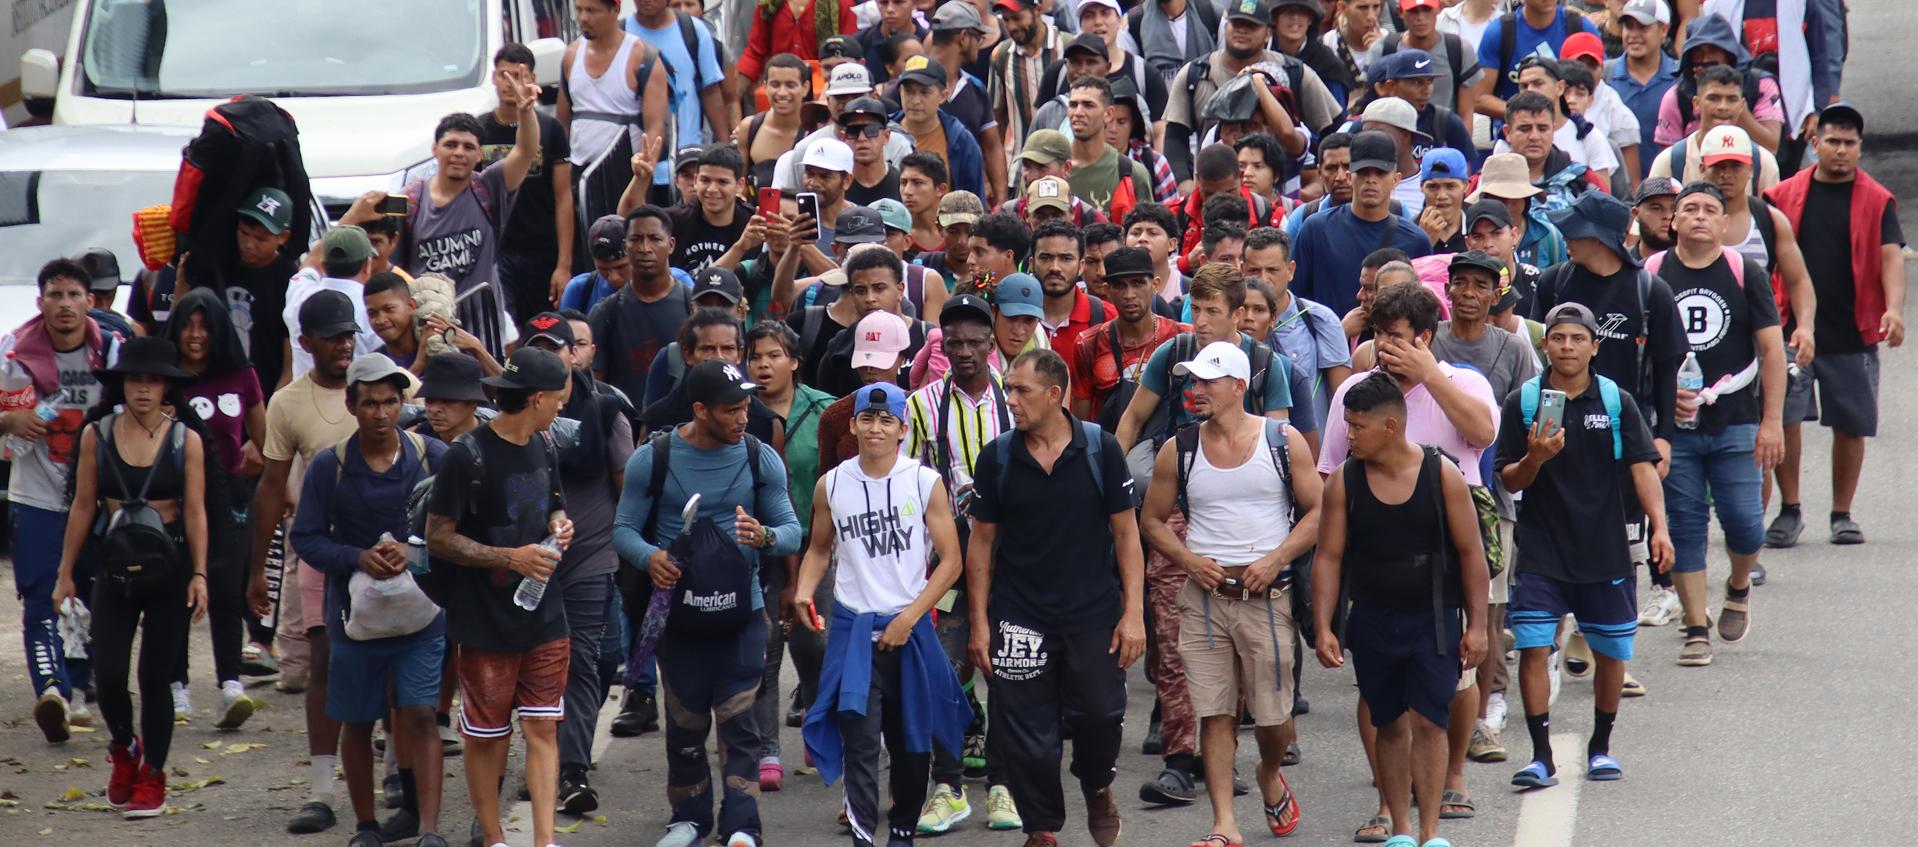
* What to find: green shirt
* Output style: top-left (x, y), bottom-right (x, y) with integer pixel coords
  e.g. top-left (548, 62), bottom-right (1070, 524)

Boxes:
top-left (780, 384), bottom-right (837, 534)
top-left (1066, 146), bottom-right (1153, 219)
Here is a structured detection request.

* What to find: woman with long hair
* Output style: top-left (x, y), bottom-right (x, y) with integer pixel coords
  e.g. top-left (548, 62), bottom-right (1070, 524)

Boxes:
top-left (52, 337), bottom-right (217, 818)
top-left (163, 287), bottom-right (265, 727)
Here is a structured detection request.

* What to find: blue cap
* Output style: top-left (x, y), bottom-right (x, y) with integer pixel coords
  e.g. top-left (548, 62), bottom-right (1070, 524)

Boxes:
top-left (1370, 49), bottom-right (1443, 83)
top-left (992, 273), bottom-right (1045, 319)
top-left (852, 381), bottom-right (909, 420)
top-left (1420, 147), bottom-right (1470, 183)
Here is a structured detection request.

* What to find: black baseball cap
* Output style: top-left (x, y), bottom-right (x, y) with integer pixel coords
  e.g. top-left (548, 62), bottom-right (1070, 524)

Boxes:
top-left (1065, 31), bottom-right (1106, 58)
top-left (834, 207), bottom-right (888, 245)
top-left (78, 248), bottom-right (122, 292)
top-left (1448, 249), bottom-right (1505, 281)
top-left (1632, 176), bottom-right (1681, 205)
top-left (521, 311), bottom-right (577, 349)
top-left (821, 34), bottom-right (861, 60)
top-left (685, 359), bottom-right (761, 407)
top-left (1464, 198), bottom-right (1513, 230)
top-left (1101, 245), bottom-right (1155, 280)
top-left (1222, 0), bottom-right (1273, 26)
top-left (588, 214), bottom-right (627, 261)
top-left (298, 289), bottom-right (360, 338)
top-left (692, 266), bottom-right (745, 304)
top-left (835, 97), bottom-right (891, 126)
top-left (417, 353), bottom-right (488, 402)
top-left (1348, 130), bottom-right (1399, 173)
top-left (899, 56), bottom-right (949, 88)
top-left (940, 293), bottom-right (994, 327)
top-left (481, 346), bottom-right (571, 392)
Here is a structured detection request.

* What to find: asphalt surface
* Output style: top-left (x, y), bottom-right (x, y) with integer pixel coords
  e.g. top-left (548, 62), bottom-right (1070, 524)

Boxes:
top-left (3, 2), bottom-right (1917, 843)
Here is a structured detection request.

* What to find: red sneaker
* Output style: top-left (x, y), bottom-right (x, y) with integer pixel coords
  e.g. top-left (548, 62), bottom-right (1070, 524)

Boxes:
top-left (122, 765), bottom-right (166, 819)
top-left (106, 740), bottom-right (141, 809)
top-left (1263, 771), bottom-right (1301, 837)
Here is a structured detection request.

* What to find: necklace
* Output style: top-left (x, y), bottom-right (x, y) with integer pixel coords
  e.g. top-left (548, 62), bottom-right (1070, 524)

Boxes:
top-left (127, 411), bottom-right (168, 439)
top-left (310, 384), bottom-right (348, 426)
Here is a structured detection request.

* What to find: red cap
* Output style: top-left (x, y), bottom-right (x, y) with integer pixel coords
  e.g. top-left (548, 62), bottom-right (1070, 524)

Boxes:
top-left (1561, 32), bottom-right (1605, 65)
top-left (1400, 0), bottom-right (1443, 10)
top-left (992, 0), bottom-right (1028, 11)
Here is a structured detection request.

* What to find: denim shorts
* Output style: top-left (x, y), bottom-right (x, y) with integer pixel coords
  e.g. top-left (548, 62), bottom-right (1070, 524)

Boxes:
top-left (325, 632), bottom-right (446, 725)
top-left (1663, 424), bottom-right (1765, 572)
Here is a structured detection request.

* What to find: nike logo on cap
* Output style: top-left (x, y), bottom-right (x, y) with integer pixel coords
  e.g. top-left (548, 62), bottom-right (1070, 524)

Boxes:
top-left (1414, 59), bottom-right (1432, 69)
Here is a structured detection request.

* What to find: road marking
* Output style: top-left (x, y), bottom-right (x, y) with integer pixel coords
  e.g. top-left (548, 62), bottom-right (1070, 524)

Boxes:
top-left (1510, 733), bottom-right (1582, 847)
top-left (500, 693), bottom-right (624, 847)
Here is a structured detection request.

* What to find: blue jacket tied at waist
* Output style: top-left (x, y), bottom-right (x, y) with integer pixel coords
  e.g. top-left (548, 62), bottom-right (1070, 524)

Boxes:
top-left (801, 602), bottom-right (971, 786)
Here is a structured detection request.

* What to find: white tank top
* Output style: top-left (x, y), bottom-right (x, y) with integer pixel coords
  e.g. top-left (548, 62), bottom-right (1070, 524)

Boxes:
top-left (1183, 423), bottom-right (1295, 567)
top-left (1730, 208), bottom-right (1770, 271)
top-left (826, 457), bottom-right (941, 616)
top-left (566, 34), bottom-right (644, 166)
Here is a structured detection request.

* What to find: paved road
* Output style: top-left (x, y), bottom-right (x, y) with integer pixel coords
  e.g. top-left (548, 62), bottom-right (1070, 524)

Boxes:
top-left (4, 5), bottom-right (1917, 842)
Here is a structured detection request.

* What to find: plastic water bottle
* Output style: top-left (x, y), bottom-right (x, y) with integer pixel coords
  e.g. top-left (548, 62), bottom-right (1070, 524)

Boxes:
top-left (406, 534), bottom-right (429, 574)
top-left (0, 352), bottom-right (37, 461)
top-left (1676, 352), bottom-right (1704, 430)
top-left (512, 535), bottom-right (562, 611)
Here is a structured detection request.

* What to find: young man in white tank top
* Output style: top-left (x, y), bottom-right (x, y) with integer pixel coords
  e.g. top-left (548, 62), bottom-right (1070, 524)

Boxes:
top-left (792, 381), bottom-right (970, 847)
top-left (1140, 340), bottom-right (1322, 844)
top-left (560, 0), bottom-right (669, 169)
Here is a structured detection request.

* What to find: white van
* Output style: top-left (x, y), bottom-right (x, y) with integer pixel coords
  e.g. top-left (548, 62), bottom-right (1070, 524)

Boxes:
top-left (19, 0), bottom-right (579, 212)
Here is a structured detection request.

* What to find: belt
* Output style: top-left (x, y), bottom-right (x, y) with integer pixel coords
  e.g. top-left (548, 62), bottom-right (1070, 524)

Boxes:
top-left (1210, 584), bottom-right (1287, 602)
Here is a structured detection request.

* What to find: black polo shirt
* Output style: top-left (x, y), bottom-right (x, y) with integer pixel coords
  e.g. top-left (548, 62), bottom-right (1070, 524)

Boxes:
top-left (970, 414), bottom-right (1134, 634)
top-left (1492, 373), bottom-right (1660, 584)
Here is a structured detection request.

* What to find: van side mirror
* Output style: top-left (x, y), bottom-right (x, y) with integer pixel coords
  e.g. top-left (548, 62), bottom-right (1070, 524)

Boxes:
top-left (529, 38), bottom-right (566, 88)
top-left (20, 49), bottom-right (58, 118)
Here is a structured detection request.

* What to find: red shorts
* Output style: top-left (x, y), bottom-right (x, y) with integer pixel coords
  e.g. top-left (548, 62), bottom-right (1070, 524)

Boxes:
top-left (455, 637), bottom-right (570, 739)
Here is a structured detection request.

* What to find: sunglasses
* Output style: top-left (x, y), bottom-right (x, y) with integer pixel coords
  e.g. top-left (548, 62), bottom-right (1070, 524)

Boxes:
top-left (840, 123), bottom-right (886, 139)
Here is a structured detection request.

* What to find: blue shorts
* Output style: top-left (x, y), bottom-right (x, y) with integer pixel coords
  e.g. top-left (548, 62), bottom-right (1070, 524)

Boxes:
top-left (1510, 573), bottom-right (1637, 662)
top-left (1347, 604), bottom-right (1464, 729)
top-left (326, 632), bottom-right (446, 725)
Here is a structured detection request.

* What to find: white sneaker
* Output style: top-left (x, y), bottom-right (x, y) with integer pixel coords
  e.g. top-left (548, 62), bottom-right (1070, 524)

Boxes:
top-left (216, 684), bottom-right (254, 730)
top-left (68, 698), bottom-right (93, 728)
top-left (725, 832), bottom-right (759, 847)
top-left (1639, 586), bottom-right (1680, 627)
top-left (654, 821), bottom-right (700, 847)
top-left (170, 682), bottom-right (192, 720)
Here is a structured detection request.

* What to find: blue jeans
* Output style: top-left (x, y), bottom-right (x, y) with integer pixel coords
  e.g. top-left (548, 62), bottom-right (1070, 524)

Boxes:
top-left (12, 503), bottom-right (91, 699)
top-left (1664, 424), bottom-right (1766, 574)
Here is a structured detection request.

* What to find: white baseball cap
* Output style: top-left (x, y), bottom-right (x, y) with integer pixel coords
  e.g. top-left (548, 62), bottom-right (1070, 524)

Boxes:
top-left (1079, 0), bottom-right (1122, 20)
top-left (825, 63), bottom-right (874, 97)
top-left (802, 138), bottom-right (855, 174)
top-left (1173, 341), bottom-right (1251, 383)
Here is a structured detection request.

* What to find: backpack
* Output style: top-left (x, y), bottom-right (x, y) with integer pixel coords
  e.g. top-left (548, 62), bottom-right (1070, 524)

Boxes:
top-left (93, 414), bottom-right (188, 592)
top-left (1644, 245), bottom-right (1748, 289)
top-left (1518, 373), bottom-right (1624, 459)
top-left (1339, 445), bottom-right (1463, 653)
top-left (414, 429), bottom-right (560, 605)
top-left (1172, 417), bottom-right (1320, 642)
top-left (170, 96), bottom-right (314, 270)
top-left (1128, 0), bottom-right (1222, 79)
top-left (1542, 262), bottom-right (1655, 403)
top-left (641, 430), bottom-right (767, 637)
top-left (1093, 321), bottom-right (1143, 432)
top-left (1181, 52), bottom-right (1307, 137)
top-left (327, 431), bottom-right (439, 640)
top-left (1495, 7), bottom-right (1588, 89)
top-left (1674, 65), bottom-right (1774, 136)
top-left (1668, 132), bottom-right (1765, 197)
top-left (1147, 332), bottom-right (1277, 448)
top-left (989, 419), bottom-right (1107, 507)
top-left (400, 175), bottom-right (500, 269)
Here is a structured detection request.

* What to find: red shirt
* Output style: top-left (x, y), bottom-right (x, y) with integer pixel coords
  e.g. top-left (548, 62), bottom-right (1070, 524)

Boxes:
top-left (1048, 289), bottom-right (1118, 381)
top-left (1069, 314), bottom-right (1187, 411)
top-left (737, 0), bottom-right (859, 81)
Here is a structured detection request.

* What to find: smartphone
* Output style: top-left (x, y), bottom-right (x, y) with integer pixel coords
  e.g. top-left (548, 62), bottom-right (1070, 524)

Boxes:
top-left (757, 187), bottom-right (781, 219)
top-left (1537, 389), bottom-right (1568, 436)
top-left (377, 195), bottom-right (408, 217)
top-left (795, 192), bottom-right (820, 240)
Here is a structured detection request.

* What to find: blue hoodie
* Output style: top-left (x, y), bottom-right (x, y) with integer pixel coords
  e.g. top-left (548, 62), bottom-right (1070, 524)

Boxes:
top-left (892, 109), bottom-right (984, 200)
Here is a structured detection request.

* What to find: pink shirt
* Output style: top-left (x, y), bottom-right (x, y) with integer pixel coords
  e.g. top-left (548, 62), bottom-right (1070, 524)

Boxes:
top-left (1653, 76), bottom-right (1784, 147)
top-left (1316, 363), bottom-right (1498, 485)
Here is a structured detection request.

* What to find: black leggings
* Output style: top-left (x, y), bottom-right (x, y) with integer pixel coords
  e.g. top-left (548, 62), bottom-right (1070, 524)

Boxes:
top-left (93, 572), bottom-right (191, 768)
top-left (174, 513), bottom-right (247, 686)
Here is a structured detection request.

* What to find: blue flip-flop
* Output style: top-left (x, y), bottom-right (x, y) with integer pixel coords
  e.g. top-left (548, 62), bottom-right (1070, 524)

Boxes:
top-left (1421, 839), bottom-right (1455, 847)
top-left (1587, 753), bottom-right (1623, 781)
top-left (1511, 760), bottom-right (1560, 789)
top-left (1382, 836), bottom-right (1419, 847)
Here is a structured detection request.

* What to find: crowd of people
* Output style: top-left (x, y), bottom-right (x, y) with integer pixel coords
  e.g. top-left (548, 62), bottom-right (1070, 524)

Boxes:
top-left (3, 1), bottom-right (1900, 847)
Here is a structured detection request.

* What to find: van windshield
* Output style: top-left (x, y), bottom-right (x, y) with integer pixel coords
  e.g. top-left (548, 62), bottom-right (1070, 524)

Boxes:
top-left (79, 0), bottom-right (488, 98)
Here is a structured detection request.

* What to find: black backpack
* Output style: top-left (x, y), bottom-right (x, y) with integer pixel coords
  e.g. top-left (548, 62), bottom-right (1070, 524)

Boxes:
top-left (415, 429), bottom-right (558, 605)
top-left (1144, 333), bottom-right (1276, 448)
top-left (641, 431), bottom-right (766, 637)
top-left (94, 414), bottom-right (187, 592)
top-left (1171, 418), bottom-right (1322, 642)
top-left (170, 96), bottom-right (314, 270)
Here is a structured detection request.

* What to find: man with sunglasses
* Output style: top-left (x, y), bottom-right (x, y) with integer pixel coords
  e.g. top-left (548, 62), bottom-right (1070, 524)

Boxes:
top-left (839, 98), bottom-right (904, 206)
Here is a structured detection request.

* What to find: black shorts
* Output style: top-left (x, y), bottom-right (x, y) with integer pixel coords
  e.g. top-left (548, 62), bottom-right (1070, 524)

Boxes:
top-left (1347, 603), bottom-right (1463, 729)
top-left (1783, 347), bottom-right (1879, 436)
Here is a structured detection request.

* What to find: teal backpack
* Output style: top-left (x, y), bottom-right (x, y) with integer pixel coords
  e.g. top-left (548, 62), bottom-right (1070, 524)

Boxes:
top-left (1518, 374), bottom-right (1622, 459)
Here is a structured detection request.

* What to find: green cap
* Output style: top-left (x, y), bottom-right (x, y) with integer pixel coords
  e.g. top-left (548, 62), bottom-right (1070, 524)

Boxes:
top-left (321, 225), bottom-right (375, 267)
top-left (237, 187), bottom-right (294, 235)
top-left (871, 198), bottom-right (911, 233)
top-left (1018, 129), bottom-right (1072, 165)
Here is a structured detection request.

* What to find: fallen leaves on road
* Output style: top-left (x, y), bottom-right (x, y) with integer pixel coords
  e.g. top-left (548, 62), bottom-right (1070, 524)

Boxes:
top-left (220, 742), bottom-right (268, 755)
top-left (169, 776), bottom-right (225, 793)
top-left (556, 820), bottom-right (584, 834)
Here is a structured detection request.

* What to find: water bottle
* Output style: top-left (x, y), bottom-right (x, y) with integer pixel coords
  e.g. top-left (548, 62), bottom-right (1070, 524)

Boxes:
top-left (0, 352), bottom-right (37, 461)
top-left (1676, 352), bottom-right (1704, 430)
top-left (512, 534), bottom-right (562, 611)
top-left (406, 534), bottom-right (430, 574)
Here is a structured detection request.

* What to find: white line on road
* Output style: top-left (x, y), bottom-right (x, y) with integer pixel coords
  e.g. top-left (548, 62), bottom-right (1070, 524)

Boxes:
top-left (1510, 733), bottom-right (1583, 847)
top-left (499, 690), bottom-right (625, 847)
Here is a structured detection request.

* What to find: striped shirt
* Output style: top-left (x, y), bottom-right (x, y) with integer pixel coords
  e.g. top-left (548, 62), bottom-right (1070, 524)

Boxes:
top-left (905, 372), bottom-right (1011, 503)
top-left (989, 25), bottom-right (1065, 172)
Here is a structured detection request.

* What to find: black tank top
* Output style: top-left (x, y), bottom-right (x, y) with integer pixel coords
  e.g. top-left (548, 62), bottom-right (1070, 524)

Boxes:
top-left (100, 419), bottom-right (186, 503)
top-left (1342, 448), bottom-right (1462, 612)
